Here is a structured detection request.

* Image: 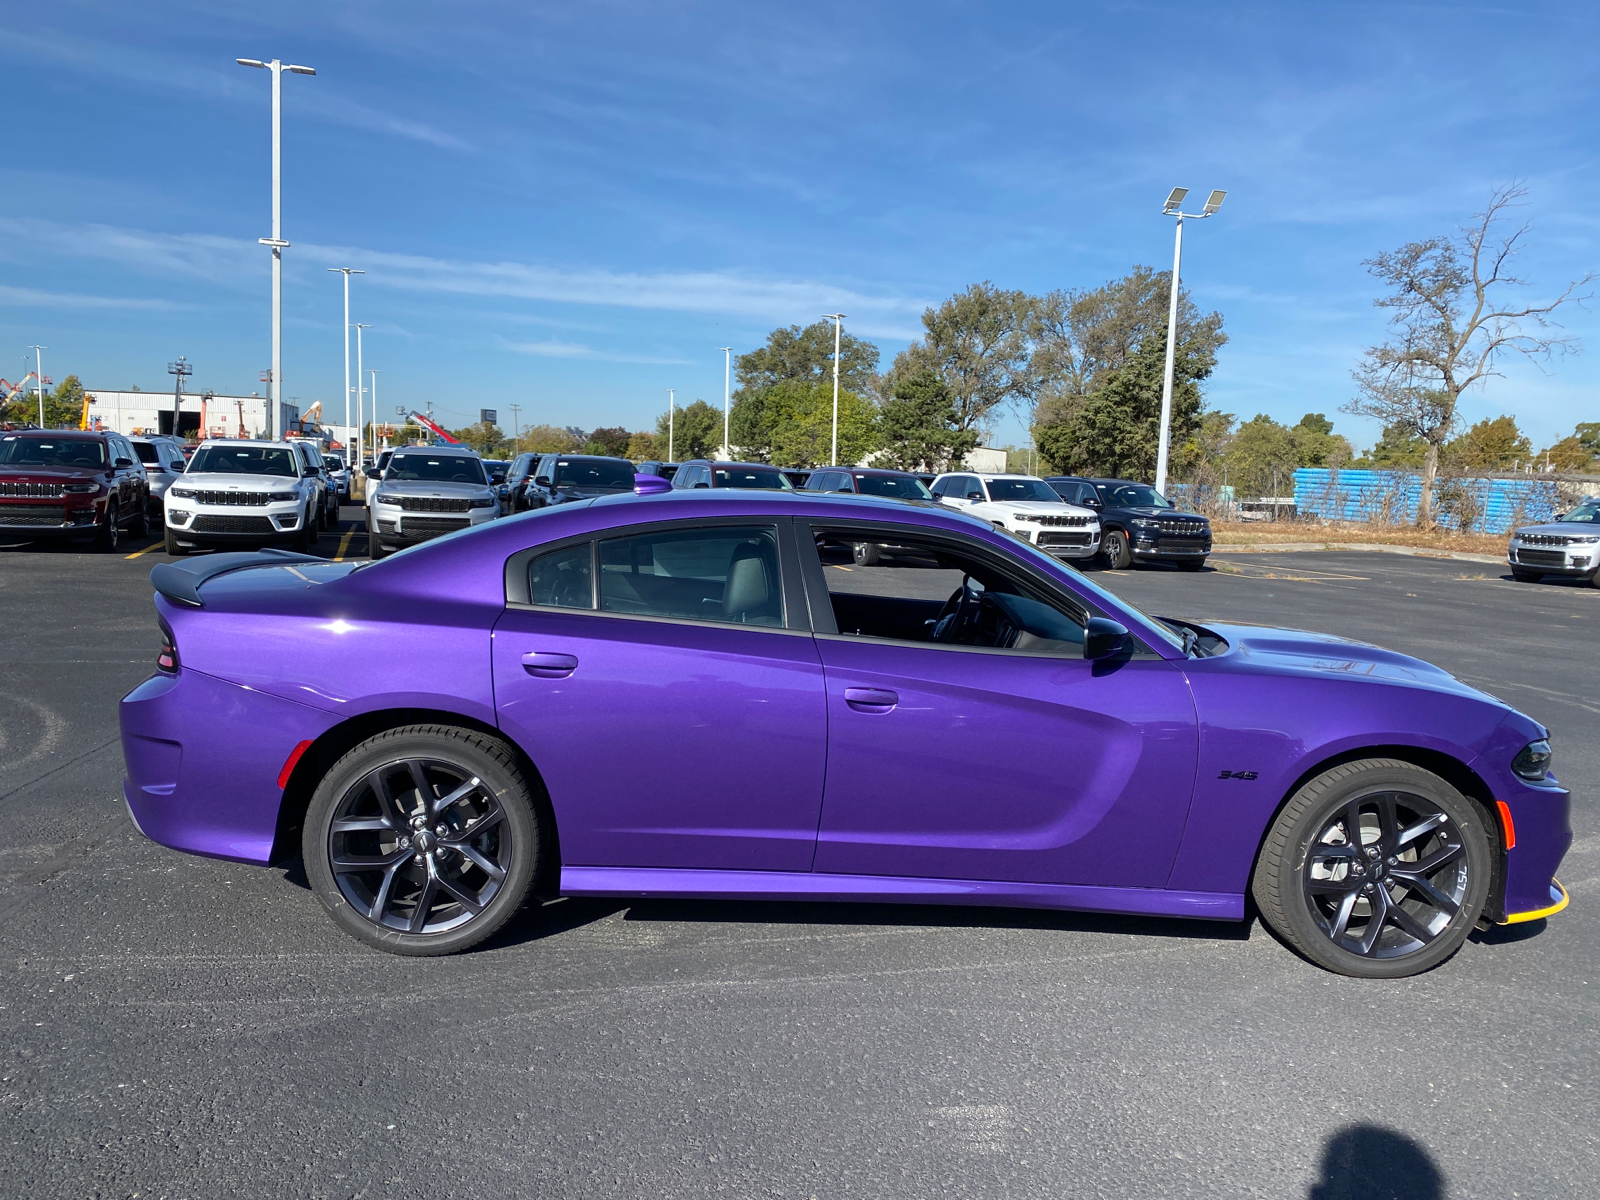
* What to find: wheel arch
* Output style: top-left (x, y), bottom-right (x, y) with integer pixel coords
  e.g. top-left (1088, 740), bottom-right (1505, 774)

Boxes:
top-left (270, 706), bottom-right (561, 887)
top-left (1246, 743), bottom-right (1507, 920)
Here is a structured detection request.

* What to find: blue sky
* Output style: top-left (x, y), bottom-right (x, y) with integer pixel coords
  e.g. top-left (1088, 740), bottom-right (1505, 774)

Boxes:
top-left (4, 1), bottom-right (1598, 451)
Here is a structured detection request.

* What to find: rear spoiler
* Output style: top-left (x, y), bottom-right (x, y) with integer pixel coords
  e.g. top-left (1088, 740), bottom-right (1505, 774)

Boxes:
top-left (150, 548), bottom-right (323, 608)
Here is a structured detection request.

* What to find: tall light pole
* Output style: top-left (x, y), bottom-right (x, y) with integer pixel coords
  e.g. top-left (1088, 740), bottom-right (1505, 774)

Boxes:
top-left (167, 356), bottom-right (192, 437)
top-left (354, 323), bottom-right (371, 469)
top-left (369, 371), bottom-right (381, 450)
top-left (28, 345), bottom-right (45, 427)
top-left (237, 57), bottom-right (315, 441)
top-left (666, 388), bottom-right (675, 461)
top-left (717, 347), bottom-right (732, 459)
top-left (1154, 186), bottom-right (1226, 497)
top-left (327, 268), bottom-right (363, 453)
top-left (822, 314), bottom-right (846, 465)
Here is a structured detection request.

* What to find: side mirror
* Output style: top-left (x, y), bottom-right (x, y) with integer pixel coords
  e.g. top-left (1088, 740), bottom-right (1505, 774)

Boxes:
top-left (633, 473), bottom-right (672, 496)
top-left (1553, 512), bottom-right (1566, 521)
top-left (1084, 617), bottom-right (1129, 661)
top-left (692, 481), bottom-right (710, 489)
top-left (364, 467), bottom-right (379, 479)
top-left (534, 476), bottom-right (551, 487)
top-left (1085, 497), bottom-right (1102, 508)
top-left (115, 457), bottom-right (135, 468)
top-left (965, 491), bottom-right (985, 502)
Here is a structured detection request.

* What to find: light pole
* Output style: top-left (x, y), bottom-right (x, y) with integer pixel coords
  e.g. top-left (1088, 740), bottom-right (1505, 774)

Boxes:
top-left (28, 345), bottom-right (45, 427)
top-left (327, 268), bottom-right (363, 453)
top-left (369, 371), bottom-right (381, 450)
top-left (667, 388), bottom-right (675, 461)
top-left (237, 56), bottom-right (315, 441)
top-left (167, 356), bottom-right (192, 437)
top-left (717, 347), bottom-right (732, 459)
top-left (1154, 186), bottom-right (1226, 496)
top-left (822, 314), bottom-right (846, 465)
top-left (354, 323), bottom-right (371, 468)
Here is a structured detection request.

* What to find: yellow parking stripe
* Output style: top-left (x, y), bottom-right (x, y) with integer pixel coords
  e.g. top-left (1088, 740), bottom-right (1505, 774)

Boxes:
top-left (124, 540), bottom-right (163, 560)
top-left (333, 529), bottom-right (356, 561)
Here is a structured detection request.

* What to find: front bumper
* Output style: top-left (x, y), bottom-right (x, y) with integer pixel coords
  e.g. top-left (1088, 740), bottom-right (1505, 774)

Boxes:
top-left (369, 504), bottom-right (498, 544)
top-left (165, 501), bottom-right (305, 545)
top-left (1133, 543), bottom-right (1212, 559)
top-left (0, 497), bottom-right (106, 536)
top-left (1509, 544), bottom-right (1597, 575)
top-left (1012, 526), bottom-right (1100, 559)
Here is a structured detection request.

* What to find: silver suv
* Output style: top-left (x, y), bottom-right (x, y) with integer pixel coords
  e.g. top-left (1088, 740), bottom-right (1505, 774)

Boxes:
top-left (1509, 497), bottom-right (1600, 585)
top-left (129, 435), bottom-right (189, 516)
top-left (366, 445), bottom-right (501, 559)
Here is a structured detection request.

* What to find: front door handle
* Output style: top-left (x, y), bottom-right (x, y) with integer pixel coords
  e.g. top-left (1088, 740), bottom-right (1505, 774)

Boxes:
top-left (521, 651), bottom-right (578, 678)
top-left (843, 686), bottom-right (898, 713)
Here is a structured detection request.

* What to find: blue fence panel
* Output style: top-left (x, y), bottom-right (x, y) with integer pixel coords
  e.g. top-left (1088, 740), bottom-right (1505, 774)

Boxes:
top-left (1292, 469), bottom-right (1564, 533)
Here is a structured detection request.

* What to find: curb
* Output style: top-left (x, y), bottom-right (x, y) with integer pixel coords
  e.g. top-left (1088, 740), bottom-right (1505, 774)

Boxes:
top-left (1213, 542), bottom-right (1506, 565)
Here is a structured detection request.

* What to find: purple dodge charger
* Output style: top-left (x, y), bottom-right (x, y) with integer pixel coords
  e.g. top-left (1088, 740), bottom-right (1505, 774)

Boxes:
top-left (119, 489), bottom-right (1571, 976)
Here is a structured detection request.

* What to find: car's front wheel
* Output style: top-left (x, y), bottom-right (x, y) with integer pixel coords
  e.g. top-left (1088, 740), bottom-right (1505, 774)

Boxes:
top-left (1252, 758), bottom-right (1492, 978)
top-left (1102, 530), bottom-right (1132, 569)
top-left (164, 526), bottom-right (188, 556)
top-left (853, 542), bottom-right (881, 566)
top-left (93, 502), bottom-right (120, 552)
top-left (303, 725), bottom-right (544, 955)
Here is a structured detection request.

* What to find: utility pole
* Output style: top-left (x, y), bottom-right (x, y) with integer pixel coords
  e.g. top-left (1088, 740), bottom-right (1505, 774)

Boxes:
top-left (29, 345), bottom-right (46, 427)
top-left (237, 56), bottom-right (316, 440)
top-left (1154, 186), bottom-right (1226, 496)
top-left (167, 356), bottom-right (192, 438)
top-left (327, 268), bottom-right (363, 453)
top-left (718, 347), bottom-right (732, 459)
top-left (509, 403), bottom-right (522, 446)
top-left (822, 314), bottom-right (846, 465)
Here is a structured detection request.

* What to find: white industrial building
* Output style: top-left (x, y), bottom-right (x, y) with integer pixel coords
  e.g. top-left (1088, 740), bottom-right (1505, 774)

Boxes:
top-left (81, 389), bottom-right (301, 441)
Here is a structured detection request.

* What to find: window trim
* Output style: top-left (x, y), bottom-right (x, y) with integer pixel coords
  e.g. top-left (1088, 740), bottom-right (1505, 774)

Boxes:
top-left (503, 515), bottom-right (812, 634)
top-left (798, 517), bottom-right (1162, 660)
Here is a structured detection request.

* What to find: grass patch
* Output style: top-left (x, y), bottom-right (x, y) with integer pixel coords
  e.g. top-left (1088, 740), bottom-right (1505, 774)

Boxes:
top-left (1210, 520), bottom-right (1508, 556)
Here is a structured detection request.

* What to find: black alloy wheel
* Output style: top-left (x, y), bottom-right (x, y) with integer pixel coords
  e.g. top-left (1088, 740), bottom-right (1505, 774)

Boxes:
top-left (129, 498), bottom-right (151, 539)
top-left (1253, 759), bottom-right (1491, 978)
top-left (94, 502), bottom-right (120, 551)
top-left (303, 725), bottom-right (542, 954)
top-left (853, 541), bottom-right (881, 566)
top-left (1102, 529), bottom-right (1132, 569)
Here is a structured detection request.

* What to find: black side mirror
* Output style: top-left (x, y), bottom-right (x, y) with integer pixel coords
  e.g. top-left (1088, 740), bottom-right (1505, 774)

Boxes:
top-left (966, 490), bottom-right (984, 501)
top-left (693, 481), bottom-right (710, 489)
top-left (364, 468), bottom-right (379, 479)
top-left (1084, 617), bottom-right (1129, 660)
top-left (115, 457), bottom-right (135, 468)
top-left (534, 476), bottom-right (551, 487)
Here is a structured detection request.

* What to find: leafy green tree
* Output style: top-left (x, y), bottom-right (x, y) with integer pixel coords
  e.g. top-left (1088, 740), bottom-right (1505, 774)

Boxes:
top-left (624, 431), bottom-right (658, 461)
top-left (584, 426), bottom-right (631, 457)
top-left (451, 421), bottom-right (507, 455)
top-left (728, 389), bottom-right (776, 461)
top-left (1224, 414), bottom-right (1301, 497)
top-left (655, 399), bottom-right (722, 461)
top-left (1446, 415), bottom-right (1531, 469)
top-left (736, 322), bottom-right (881, 398)
top-left (516, 425), bottom-right (581, 454)
top-left (1289, 412), bottom-right (1353, 469)
top-left (757, 380), bottom-right (878, 468)
top-left (1539, 422), bottom-right (1600, 472)
top-left (888, 282), bottom-right (1034, 436)
top-left (1354, 422), bottom-right (1428, 467)
top-left (4, 373), bottom-right (86, 428)
top-left (875, 369), bottom-right (979, 472)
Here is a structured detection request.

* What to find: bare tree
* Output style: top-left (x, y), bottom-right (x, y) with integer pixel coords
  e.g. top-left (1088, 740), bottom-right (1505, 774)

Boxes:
top-left (1343, 184), bottom-right (1593, 528)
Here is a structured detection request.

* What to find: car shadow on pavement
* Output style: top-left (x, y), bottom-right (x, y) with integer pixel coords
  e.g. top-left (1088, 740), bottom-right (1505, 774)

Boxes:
top-left (1469, 917), bottom-right (1548, 945)
top-left (1307, 1124), bottom-right (1443, 1200)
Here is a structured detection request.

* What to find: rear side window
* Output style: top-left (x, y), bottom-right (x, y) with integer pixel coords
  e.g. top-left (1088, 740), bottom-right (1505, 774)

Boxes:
top-left (528, 544), bottom-right (594, 609)
top-left (597, 525), bottom-right (783, 627)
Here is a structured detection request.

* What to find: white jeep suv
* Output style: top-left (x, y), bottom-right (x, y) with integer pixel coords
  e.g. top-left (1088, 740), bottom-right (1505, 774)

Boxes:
top-left (930, 471), bottom-right (1101, 561)
top-left (163, 439), bottom-right (323, 556)
top-left (366, 445), bottom-right (501, 559)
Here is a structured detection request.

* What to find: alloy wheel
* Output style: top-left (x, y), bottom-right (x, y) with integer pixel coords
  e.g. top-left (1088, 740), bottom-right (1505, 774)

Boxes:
top-left (1301, 789), bottom-right (1468, 960)
top-left (327, 756), bottom-right (514, 935)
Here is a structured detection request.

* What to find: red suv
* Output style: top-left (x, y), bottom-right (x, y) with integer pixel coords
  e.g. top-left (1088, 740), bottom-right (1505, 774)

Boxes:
top-left (0, 428), bottom-right (151, 550)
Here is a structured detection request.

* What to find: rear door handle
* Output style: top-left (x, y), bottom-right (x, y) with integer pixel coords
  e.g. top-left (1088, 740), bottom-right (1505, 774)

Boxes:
top-left (843, 686), bottom-right (898, 713)
top-left (521, 651), bottom-right (578, 678)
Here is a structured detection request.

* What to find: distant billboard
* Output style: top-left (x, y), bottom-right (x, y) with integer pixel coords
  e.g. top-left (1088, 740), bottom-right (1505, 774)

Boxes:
top-left (480, 409), bottom-right (497, 425)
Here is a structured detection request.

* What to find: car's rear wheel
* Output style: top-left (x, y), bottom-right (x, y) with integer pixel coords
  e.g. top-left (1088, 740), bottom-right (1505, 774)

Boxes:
top-left (853, 542), bottom-right (881, 566)
top-left (1252, 758), bottom-right (1492, 978)
top-left (128, 499), bottom-right (150, 539)
top-left (303, 725), bottom-right (543, 955)
top-left (1511, 569), bottom-right (1541, 583)
top-left (164, 527), bottom-right (188, 556)
top-left (1102, 530), bottom-right (1132, 569)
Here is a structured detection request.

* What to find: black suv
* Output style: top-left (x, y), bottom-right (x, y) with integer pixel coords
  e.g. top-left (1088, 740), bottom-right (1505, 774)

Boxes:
top-left (522, 454), bottom-right (637, 508)
top-left (801, 466), bottom-right (933, 501)
top-left (1045, 476), bottom-right (1211, 571)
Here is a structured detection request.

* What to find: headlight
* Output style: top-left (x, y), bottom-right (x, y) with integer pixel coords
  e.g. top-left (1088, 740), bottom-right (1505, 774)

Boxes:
top-left (469, 496), bottom-right (497, 508)
top-left (1568, 535), bottom-right (1599, 544)
top-left (1011, 513), bottom-right (1037, 523)
top-left (374, 492), bottom-right (398, 505)
top-left (64, 482), bottom-right (101, 493)
top-left (1131, 518), bottom-right (1158, 528)
top-left (169, 486), bottom-right (194, 499)
top-left (269, 491), bottom-right (298, 503)
top-left (1512, 739), bottom-right (1552, 782)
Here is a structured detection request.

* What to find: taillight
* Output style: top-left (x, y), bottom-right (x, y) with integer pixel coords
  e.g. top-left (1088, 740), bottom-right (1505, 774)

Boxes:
top-left (157, 621), bottom-right (179, 673)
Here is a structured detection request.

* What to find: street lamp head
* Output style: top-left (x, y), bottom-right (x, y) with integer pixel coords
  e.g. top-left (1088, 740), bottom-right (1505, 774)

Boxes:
top-left (1202, 189), bottom-right (1227, 215)
top-left (1163, 187), bottom-right (1188, 214)
top-left (236, 58), bottom-right (267, 68)
top-left (327, 267), bottom-right (366, 275)
top-left (822, 313), bottom-right (846, 320)
top-left (287, 64), bottom-right (316, 75)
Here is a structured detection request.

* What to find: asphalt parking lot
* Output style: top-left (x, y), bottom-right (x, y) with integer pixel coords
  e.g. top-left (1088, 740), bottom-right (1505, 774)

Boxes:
top-left (3, 519), bottom-right (1596, 1199)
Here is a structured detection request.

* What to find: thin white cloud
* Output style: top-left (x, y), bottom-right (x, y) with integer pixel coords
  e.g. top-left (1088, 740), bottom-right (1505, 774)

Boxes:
top-left (502, 338), bottom-right (692, 365)
top-left (0, 284), bottom-right (188, 311)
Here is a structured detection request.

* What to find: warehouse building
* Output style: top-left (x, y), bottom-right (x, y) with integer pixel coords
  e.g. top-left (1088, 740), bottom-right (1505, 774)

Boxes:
top-left (80, 389), bottom-right (301, 440)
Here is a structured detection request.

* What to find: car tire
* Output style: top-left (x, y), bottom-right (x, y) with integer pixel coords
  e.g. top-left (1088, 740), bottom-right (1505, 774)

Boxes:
top-left (128, 500), bottom-right (150, 539)
top-left (302, 724), bottom-right (544, 956)
top-left (94, 503), bottom-right (120, 552)
top-left (1102, 530), bottom-right (1132, 569)
top-left (368, 530), bottom-right (383, 560)
top-left (164, 527), bottom-right (188, 556)
top-left (1511, 570), bottom-right (1541, 583)
top-left (1176, 558), bottom-right (1205, 572)
top-left (1251, 758), bottom-right (1492, 978)
top-left (853, 542), bottom-right (881, 566)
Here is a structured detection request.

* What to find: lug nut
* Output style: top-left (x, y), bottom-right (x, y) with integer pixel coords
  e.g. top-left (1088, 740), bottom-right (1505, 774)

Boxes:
top-left (435, 824), bottom-right (447, 836)
top-left (399, 836), bottom-right (411, 849)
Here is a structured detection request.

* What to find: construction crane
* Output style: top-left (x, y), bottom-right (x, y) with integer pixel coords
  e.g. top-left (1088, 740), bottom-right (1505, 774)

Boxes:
top-left (408, 411), bottom-right (460, 444)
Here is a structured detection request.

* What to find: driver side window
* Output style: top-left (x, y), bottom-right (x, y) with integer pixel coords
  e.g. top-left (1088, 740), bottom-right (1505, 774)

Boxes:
top-left (810, 526), bottom-right (1088, 656)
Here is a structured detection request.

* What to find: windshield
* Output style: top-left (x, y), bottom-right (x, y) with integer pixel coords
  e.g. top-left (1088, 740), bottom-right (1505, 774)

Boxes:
top-left (984, 478), bottom-right (1061, 503)
top-left (185, 445), bottom-right (299, 477)
top-left (323, 455), bottom-right (345, 470)
top-left (713, 467), bottom-right (793, 489)
top-left (0, 435), bottom-right (107, 467)
top-left (1100, 483), bottom-right (1172, 508)
top-left (554, 459), bottom-right (634, 489)
top-left (1558, 502), bottom-right (1600, 524)
top-left (856, 474), bottom-right (932, 499)
top-left (387, 454), bottom-right (488, 484)
top-left (1003, 535), bottom-right (1186, 652)
top-left (132, 443), bottom-right (161, 464)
